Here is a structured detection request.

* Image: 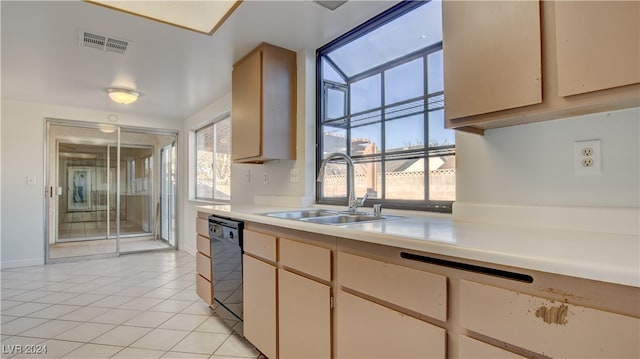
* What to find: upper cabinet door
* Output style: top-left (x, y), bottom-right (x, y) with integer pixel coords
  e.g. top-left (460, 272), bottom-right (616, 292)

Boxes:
top-left (231, 43), bottom-right (296, 163)
top-left (555, 1), bottom-right (640, 97)
top-left (232, 49), bottom-right (263, 161)
top-left (443, 0), bottom-right (542, 120)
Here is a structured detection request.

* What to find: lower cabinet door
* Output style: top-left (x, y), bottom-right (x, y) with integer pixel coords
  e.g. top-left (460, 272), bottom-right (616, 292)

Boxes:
top-left (460, 280), bottom-right (640, 358)
top-left (278, 269), bottom-right (330, 359)
top-left (336, 290), bottom-right (445, 359)
top-left (243, 254), bottom-right (277, 359)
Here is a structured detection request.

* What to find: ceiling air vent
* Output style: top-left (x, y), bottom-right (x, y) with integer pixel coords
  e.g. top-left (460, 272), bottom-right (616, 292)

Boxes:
top-left (79, 30), bottom-right (129, 55)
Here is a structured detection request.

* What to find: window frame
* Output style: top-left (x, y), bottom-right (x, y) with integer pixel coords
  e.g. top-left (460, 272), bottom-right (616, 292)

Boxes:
top-left (315, 0), bottom-right (454, 213)
top-left (193, 115), bottom-right (232, 202)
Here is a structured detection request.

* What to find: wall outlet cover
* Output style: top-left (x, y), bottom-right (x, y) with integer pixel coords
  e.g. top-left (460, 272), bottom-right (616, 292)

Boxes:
top-left (574, 140), bottom-right (601, 175)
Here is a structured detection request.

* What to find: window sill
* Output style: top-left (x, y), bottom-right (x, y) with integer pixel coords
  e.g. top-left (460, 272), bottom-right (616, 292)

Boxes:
top-left (189, 198), bottom-right (230, 206)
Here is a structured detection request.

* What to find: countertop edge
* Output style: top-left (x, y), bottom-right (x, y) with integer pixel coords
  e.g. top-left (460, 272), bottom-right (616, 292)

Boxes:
top-left (196, 205), bottom-right (640, 288)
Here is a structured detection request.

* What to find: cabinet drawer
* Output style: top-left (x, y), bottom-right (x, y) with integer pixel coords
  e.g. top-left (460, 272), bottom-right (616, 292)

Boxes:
top-left (196, 252), bottom-right (212, 281)
top-left (243, 230), bottom-right (276, 262)
top-left (196, 217), bottom-right (209, 237)
top-left (337, 251), bottom-right (447, 321)
top-left (460, 280), bottom-right (640, 358)
top-left (196, 274), bottom-right (213, 305)
top-left (336, 290), bottom-right (445, 359)
top-left (458, 335), bottom-right (525, 359)
top-left (196, 234), bottom-right (210, 256)
top-left (280, 238), bottom-right (331, 281)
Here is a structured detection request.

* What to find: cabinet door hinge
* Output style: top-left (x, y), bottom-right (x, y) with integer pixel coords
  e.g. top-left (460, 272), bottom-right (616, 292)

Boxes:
top-left (330, 296), bottom-right (334, 309)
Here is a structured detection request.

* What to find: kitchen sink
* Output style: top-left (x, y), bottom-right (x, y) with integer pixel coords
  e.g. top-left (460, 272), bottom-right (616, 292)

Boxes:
top-left (300, 214), bottom-right (388, 224)
top-left (264, 209), bottom-right (340, 220)
top-left (264, 209), bottom-right (403, 225)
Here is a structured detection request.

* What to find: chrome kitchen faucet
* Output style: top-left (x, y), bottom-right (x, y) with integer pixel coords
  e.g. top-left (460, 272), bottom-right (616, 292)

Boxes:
top-left (317, 152), bottom-right (368, 214)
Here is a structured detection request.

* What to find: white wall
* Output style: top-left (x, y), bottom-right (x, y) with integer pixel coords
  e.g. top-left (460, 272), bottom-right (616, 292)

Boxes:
top-left (456, 107), bottom-right (639, 207)
top-left (180, 93), bottom-right (233, 255)
top-left (232, 48), bottom-right (317, 207)
top-left (454, 107), bottom-right (639, 233)
top-left (4, 59), bottom-right (636, 268)
top-left (0, 98), bottom-right (181, 268)
top-left (180, 48), bottom-right (317, 255)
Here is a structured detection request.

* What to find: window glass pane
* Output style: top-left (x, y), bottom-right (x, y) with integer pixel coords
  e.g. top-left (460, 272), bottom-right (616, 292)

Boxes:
top-left (385, 58), bottom-right (424, 104)
top-left (320, 162), bottom-right (347, 198)
top-left (386, 114), bottom-right (424, 152)
top-left (429, 154), bottom-right (455, 201)
top-left (322, 58), bottom-right (345, 84)
top-left (326, 0), bottom-right (442, 76)
top-left (355, 161), bottom-right (381, 198)
top-left (350, 75), bottom-right (381, 114)
top-left (428, 50), bottom-right (443, 93)
top-left (214, 118), bottom-right (231, 201)
top-left (321, 125), bottom-right (347, 155)
top-left (326, 87), bottom-right (346, 120)
top-left (317, 1), bottom-right (451, 211)
top-left (351, 123), bottom-right (380, 155)
top-left (428, 110), bottom-right (455, 147)
top-left (196, 124), bottom-right (214, 199)
top-left (385, 159), bottom-right (424, 200)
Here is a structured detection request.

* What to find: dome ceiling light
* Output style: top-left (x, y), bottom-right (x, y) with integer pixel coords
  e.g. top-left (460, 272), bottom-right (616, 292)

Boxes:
top-left (106, 88), bottom-right (140, 105)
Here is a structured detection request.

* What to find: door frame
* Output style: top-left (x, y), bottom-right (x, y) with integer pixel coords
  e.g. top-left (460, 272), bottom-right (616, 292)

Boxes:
top-left (44, 118), bottom-right (180, 264)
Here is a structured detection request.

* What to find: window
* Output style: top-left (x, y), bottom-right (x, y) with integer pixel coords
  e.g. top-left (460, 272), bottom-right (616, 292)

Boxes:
top-left (195, 117), bottom-right (231, 201)
top-left (316, 0), bottom-right (454, 212)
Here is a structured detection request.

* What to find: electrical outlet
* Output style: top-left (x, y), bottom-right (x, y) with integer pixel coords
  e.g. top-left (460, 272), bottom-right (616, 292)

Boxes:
top-left (263, 171), bottom-right (269, 184)
top-left (290, 168), bottom-right (299, 183)
top-left (575, 140), bottom-right (601, 175)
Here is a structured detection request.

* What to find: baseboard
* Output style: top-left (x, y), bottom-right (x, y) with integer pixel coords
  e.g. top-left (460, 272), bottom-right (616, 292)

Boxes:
top-left (452, 202), bottom-right (639, 235)
top-left (1, 257), bottom-right (45, 269)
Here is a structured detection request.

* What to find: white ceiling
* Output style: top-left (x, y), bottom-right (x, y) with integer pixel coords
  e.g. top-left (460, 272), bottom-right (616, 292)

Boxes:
top-left (1, 0), bottom-right (397, 122)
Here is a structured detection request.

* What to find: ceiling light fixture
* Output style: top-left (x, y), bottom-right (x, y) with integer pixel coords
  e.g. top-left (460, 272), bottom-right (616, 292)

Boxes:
top-left (106, 88), bottom-right (140, 104)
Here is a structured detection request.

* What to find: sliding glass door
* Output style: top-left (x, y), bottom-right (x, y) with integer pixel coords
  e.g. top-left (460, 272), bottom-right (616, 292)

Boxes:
top-left (160, 142), bottom-right (177, 247)
top-left (47, 122), bottom-right (121, 260)
top-left (46, 119), bottom-right (178, 262)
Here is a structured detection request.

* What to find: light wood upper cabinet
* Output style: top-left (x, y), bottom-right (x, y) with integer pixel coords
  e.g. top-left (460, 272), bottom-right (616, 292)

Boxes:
top-left (442, 0), bottom-right (542, 120)
top-left (555, 1), bottom-right (640, 97)
top-left (443, 0), bottom-right (640, 131)
top-left (231, 42), bottom-right (296, 163)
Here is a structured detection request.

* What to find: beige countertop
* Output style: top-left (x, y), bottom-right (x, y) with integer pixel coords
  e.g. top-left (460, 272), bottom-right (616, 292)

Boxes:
top-left (196, 204), bottom-right (639, 288)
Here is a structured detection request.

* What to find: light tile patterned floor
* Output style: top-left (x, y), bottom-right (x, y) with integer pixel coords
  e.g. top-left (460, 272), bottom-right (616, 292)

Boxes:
top-left (0, 251), bottom-right (261, 359)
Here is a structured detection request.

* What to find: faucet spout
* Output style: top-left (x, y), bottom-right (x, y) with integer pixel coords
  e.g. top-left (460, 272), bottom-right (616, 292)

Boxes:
top-left (318, 152), bottom-right (363, 214)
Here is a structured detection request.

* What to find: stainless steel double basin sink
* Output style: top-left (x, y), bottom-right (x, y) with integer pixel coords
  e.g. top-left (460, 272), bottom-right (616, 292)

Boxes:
top-left (264, 209), bottom-right (402, 225)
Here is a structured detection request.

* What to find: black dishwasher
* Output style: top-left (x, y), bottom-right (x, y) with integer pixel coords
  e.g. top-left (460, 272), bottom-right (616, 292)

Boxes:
top-left (208, 215), bottom-right (244, 325)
